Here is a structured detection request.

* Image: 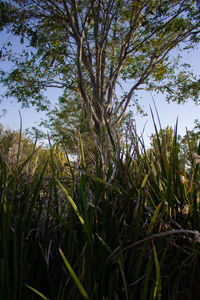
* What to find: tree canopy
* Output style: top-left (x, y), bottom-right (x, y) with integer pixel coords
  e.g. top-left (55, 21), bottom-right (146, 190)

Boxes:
top-left (1, 0), bottom-right (200, 136)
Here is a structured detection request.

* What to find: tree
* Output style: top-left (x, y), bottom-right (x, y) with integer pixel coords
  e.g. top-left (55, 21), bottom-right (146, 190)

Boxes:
top-left (34, 90), bottom-right (139, 155)
top-left (150, 125), bottom-right (176, 156)
top-left (0, 123), bottom-right (39, 167)
top-left (1, 0), bottom-right (200, 138)
top-left (149, 121), bottom-right (200, 171)
top-left (179, 119), bottom-right (200, 169)
top-left (0, 1), bottom-right (10, 31)
top-left (38, 92), bottom-right (92, 154)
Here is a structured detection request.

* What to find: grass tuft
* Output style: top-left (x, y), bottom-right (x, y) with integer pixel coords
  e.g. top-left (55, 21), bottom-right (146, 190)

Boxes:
top-left (1, 118), bottom-right (200, 299)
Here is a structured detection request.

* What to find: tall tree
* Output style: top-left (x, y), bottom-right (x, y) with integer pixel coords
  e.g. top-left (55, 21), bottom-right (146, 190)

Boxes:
top-left (1, 0), bottom-right (200, 137)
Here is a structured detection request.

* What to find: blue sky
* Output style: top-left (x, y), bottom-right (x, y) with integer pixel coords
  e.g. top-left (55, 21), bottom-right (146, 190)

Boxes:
top-left (0, 30), bottom-right (200, 145)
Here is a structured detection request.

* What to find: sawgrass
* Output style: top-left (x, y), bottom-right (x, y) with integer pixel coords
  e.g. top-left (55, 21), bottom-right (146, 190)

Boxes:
top-left (1, 119), bottom-right (200, 299)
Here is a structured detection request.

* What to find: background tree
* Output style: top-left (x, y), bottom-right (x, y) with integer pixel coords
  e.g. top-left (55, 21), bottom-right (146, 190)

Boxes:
top-left (1, 0), bottom-right (200, 138)
top-left (149, 120), bottom-right (200, 172)
top-left (0, 123), bottom-right (40, 168)
top-left (150, 125), bottom-right (175, 156)
top-left (0, 1), bottom-right (10, 31)
top-left (179, 119), bottom-right (200, 169)
top-left (33, 90), bottom-right (140, 155)
top-left (38, 93), bottom-right (92, 154)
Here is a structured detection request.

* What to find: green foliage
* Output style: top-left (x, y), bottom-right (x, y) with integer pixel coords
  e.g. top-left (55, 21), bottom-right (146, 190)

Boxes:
top-left (1, 118), bottom-right (200, 299)
top-left (37, 92), bottom-right (136, 155)
top-left (150, 125), bottom-right (175, 156)
top-left (1, 0), bottom-right (200, 134)
top-left (39, 93), bottom-right (92, 154)
top-left (179, 119), bottom-right (200, 169)
top-left (152, 240), bottom-right (162, 300)
top-left (0, 1), bottom-right (10, 31)
top-left (0, 124), bottom-right (73, 300)
top-left (59, 248), bottom-right (89, 300)
top-left (25, 285), bottom-right (50, 300)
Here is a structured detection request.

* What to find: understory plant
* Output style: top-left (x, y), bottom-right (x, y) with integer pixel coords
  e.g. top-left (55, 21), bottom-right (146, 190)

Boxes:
top-left (0, 120), bottom-right (200, 300)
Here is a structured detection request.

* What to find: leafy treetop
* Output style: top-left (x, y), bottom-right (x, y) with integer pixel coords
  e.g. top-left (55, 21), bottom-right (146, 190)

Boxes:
top-left (1, 0), bottom-right (200, 136)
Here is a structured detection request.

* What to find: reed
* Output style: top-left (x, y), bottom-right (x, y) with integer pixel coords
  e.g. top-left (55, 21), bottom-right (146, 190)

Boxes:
top-left (1, 118), bottom-right (200, 299)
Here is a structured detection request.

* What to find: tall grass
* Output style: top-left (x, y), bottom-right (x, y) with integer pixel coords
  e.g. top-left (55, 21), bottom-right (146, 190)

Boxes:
top-left (0, 119), bottom-right (200, 299)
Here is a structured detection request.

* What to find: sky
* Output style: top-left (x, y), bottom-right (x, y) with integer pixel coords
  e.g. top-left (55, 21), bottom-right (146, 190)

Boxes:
top-left (0, 29), bottom-right (200, 146)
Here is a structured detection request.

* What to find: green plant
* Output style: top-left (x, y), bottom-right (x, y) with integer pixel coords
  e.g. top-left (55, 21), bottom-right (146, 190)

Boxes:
top-left (1, 117), bottom-right (200, 299)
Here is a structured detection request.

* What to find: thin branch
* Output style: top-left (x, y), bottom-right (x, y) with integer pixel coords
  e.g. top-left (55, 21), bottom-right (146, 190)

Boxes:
top-left (115, 23), bottom-right (200, 125)
top-left (106, 229), bottom-right (200, 263)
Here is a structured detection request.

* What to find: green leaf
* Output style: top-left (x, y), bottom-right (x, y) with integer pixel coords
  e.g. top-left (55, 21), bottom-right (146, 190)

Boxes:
top-left (152, 240), bottom-right (162, 300)
top-left (56, 179), bottom-right (85, 225)
top-left (146, 203), bottom-right (162, 236)
top-left (25, 285), bottom-right (50, 300)
top-left (141, 173), bottom-right (149, 189)
top-left (59, 248), bottom-right (89, 299)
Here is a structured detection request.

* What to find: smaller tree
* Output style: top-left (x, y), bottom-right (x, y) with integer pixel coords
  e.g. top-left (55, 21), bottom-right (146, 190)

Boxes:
top-left (39, 93), bottom-right (91, 154)
top-left (179, 120), bottom-right (200, 169)
top-left (0, 124), bottom-right (40, 167)
top-left (150, 126), bottom-right (176, 156)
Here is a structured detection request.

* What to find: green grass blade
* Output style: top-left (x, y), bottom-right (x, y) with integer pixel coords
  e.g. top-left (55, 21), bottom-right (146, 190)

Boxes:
top-left (96, 234), bottom-right (129, 300)
top-left (25, 284), bottom-right (50, 300)
top-left (48, 138), bottom-right (59, 215)
top-left (96, 233), bottom-right (119, 265)
top-left (83, 171), bottom-right (123, 193)
top-left (56, 179), bottom-right (85, 225)
top-left (59, 248), bottom-right (89, 299)
top-left (141, 258), bottom-right (153, 300)
top-left (141, 173), bottom-right (149, 189)
top-left (146, 203), bottom-right (161, 236)
top-left (78, 131), bottom-right (86, 168)
top-left (16, 111), bottom-right (22, 169)
top-left (152, 240), bottom-right (161, 300)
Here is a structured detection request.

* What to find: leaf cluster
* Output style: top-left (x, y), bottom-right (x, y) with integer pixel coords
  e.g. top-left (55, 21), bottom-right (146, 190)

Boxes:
top-left (1, 0), bottom-right (200, 131)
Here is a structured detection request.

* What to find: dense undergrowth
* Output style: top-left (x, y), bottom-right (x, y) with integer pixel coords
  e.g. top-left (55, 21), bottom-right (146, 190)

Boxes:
top-left (1, 120), bottom-right (200, 300)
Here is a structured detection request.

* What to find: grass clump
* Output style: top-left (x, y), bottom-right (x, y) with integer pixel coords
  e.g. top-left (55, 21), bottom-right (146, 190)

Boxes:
top-left (0, 120), bottom-right (200, 300)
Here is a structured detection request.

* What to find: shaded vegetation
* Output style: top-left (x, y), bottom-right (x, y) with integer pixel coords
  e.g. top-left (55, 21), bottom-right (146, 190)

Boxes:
top-left (1, 120), bottom-right (200, 300)
top-left (1, 1), bottom-right (200, 298)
